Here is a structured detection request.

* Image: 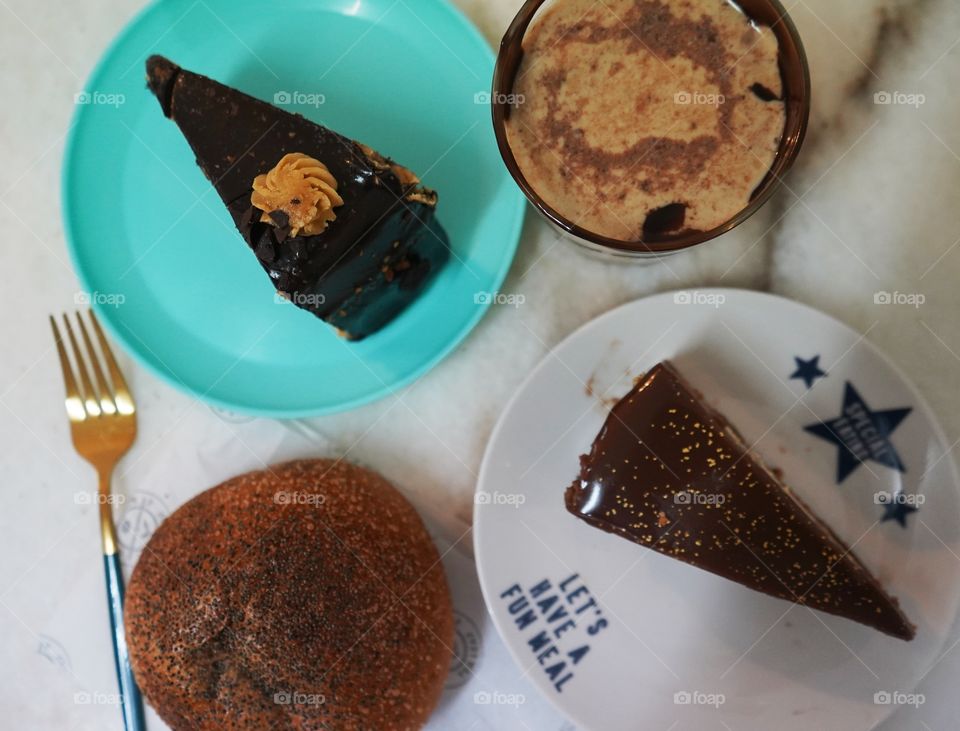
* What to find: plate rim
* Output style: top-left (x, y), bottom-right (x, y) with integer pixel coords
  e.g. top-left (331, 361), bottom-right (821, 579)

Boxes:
top-left (60, 0), bottom-right (526, 419)
top-left (473, 286), bottom-right (960, 731)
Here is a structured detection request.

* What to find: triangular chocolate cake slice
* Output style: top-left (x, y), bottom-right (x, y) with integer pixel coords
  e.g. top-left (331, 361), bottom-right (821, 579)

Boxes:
top-left (565, 361), bottom-right (915, 640)
top-left (146, 56), bottom-right (449, 340)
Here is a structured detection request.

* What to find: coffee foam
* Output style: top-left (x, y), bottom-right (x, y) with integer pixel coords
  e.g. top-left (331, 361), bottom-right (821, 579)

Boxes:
top-left (506, 0), bottom-right (786, 242)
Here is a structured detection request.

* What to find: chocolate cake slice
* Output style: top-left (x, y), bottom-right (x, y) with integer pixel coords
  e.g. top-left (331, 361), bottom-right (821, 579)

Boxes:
top-left (566, 361), bottom-right (916, 641)
top-left (145, 56), bottom-right (449, 340)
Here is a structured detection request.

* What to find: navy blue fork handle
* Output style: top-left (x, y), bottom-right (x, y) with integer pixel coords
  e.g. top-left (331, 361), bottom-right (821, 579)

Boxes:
top-left (104, 552), bottom-right (147, 731)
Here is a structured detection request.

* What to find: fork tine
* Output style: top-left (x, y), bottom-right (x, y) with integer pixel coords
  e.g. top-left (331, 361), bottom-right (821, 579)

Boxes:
top-left (62, 314), bottom-right (102, 417)
top-left (88, 311), bottom-right (135, 415)
top-left (76, 312), bottom-right (117, 415)
top-left (50, 315), bottom-right (87, 422)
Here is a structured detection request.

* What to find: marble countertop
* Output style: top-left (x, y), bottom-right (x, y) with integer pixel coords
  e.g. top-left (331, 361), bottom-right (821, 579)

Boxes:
top-left (2, 0), bottom-right (960, 728)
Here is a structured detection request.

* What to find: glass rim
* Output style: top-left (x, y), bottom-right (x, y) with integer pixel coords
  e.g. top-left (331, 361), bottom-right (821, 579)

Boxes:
top-left (491, 0), bottom-right (813, 255)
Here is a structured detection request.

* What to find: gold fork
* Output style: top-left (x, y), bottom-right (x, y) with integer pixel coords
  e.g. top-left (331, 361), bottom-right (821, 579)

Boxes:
top-left (50, 310), bottom-right (146, 731)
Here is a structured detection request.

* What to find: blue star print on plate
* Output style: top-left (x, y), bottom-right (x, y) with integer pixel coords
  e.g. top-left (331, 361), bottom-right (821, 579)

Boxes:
top-left (881, 499), bottom-right (919, 528)
top-left (790, 355), bottom-right (827, 389)
top-left (804, 382), bottom-right (912, 483)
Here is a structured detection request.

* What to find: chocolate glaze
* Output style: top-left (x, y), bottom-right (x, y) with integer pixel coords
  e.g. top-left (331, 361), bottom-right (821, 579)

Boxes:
top-left (565, 361), bottom-right (916, 641)
top-left (145, 56), bottom-right (449, 340)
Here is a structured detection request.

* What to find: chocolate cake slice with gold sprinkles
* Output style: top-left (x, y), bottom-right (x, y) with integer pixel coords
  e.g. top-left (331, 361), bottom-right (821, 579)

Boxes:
top-left (565, 361), bottom-right (916, 641)
top-left (146, 55), bottom-right (449, 340)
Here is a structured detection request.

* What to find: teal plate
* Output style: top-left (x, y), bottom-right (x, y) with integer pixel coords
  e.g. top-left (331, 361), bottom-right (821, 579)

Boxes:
top-left (62, 0), bottom-right (524, 418)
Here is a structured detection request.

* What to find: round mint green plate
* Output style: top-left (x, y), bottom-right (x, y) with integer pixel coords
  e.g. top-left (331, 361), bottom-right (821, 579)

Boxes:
top-left (62, 0), bottom-right (524, 418)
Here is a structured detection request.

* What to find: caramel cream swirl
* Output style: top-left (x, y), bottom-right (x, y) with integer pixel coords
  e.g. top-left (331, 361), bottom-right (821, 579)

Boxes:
top-left (251, 153), bottom-right (344, 236)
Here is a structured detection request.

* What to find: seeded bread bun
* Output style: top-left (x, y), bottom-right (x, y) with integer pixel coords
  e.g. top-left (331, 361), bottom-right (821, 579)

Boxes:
top-left (124, 459), bottom-right (453, 730)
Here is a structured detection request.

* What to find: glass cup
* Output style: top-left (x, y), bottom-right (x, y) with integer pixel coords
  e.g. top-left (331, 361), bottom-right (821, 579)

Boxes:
top-left (491, 0), bottom-right (811, 260)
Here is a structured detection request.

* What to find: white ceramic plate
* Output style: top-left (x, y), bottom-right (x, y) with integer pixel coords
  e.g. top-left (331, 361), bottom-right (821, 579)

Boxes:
top-left (474, 289), bottom-right (960, 731)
